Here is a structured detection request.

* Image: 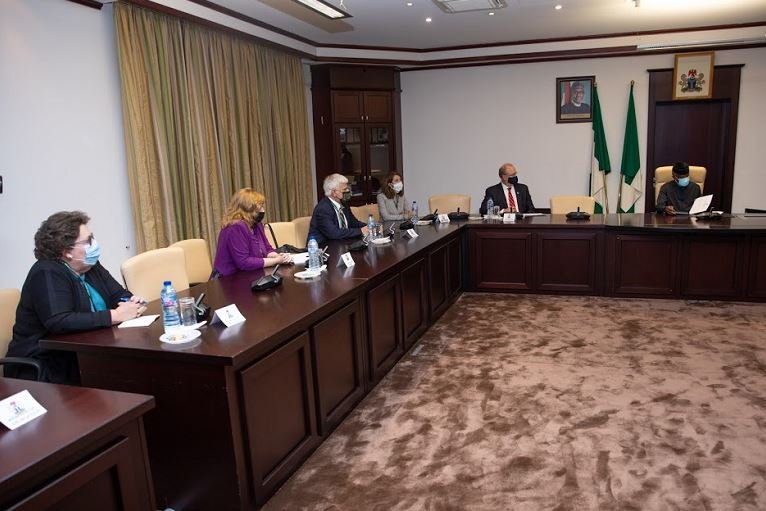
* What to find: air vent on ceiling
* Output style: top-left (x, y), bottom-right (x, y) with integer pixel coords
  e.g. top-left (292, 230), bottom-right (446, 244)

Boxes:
top-left (432, 0), bottom-right (507, 14)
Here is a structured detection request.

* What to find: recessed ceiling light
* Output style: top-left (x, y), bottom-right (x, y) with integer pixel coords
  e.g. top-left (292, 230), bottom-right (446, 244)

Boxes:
top-left (406, 1), bottom-right (413, 5)
top-left (488, 11), bottom-right (495, 15)
top-left (426, 17), bottom-right (432, 22)
top-left (555, 4), bottom-right (562, 10)
top-left (291, 0), bottom-right (352, 19)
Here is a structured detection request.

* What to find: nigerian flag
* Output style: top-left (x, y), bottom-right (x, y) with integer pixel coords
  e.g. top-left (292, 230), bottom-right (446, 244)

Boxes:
top-left (618, 82), bottom-right (641, 213)
top-left (590, 84), bottom-right (610, 214)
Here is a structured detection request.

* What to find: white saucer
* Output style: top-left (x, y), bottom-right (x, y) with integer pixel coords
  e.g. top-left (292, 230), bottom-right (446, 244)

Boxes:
top-left (159, 329), bottom-right (201, 344)
top-left (295, 268), bottom-right (323, 279)
top-left (371, 237), bottom-right (391, 245)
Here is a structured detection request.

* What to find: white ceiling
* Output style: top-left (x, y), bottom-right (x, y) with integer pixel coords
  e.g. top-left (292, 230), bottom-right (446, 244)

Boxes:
top-left (209, 0), bottom-right (766, 50)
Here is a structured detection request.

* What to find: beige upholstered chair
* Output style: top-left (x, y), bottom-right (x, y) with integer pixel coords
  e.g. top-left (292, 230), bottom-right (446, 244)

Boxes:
top-left (0, 288), bottom-right (41, 378)
top-left (549, 196), bottom-right (597, 215)
top-left (428, 194), bottom-right (471, 214)
top-left (654, 166), bottom-right (706, 201)
top-left (170, 239), bottom-right (212, 285)
top-left (121, 247), bottom-right (189, 301)
top-left (0, 288), bottom-right (20, 357)
top-left (266, 222), bottom-right (298, 248)
top-left (351, 204), bottom-right (381, 224)
top-left (292, 216), bottom-right (311, 248)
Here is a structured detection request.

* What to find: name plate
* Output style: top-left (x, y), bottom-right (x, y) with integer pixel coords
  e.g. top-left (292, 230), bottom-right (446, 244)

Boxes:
top-left (437, 214), bottom-right (451, 224)
top-left (503, 212), bottom-right (516, 223)
top-left (211, 304), bottom-right (246, 327)
top-left (340, 252), bottom-right (356, 267)
top-left (0, 390), bottom-right (47, 430)
top-left (405, 228), bottom-right (419, 239)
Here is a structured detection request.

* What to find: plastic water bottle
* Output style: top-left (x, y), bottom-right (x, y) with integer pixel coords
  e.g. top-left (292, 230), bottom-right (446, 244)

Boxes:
top-left (367, 214), bottom-right (376, 240)
top-left (486, 197), bottom-right (494, 218)
top-left (412, 201), bottom-right (419, 223)
top-left (308, 237), bottom-right (320, 271)
top-left (160, 281), bottom-right (181, 332)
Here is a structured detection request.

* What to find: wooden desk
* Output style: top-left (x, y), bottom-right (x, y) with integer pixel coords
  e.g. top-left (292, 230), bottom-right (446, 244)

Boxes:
top-left (467, 213), bottom-right (766, 300)
top-left (0, 379), bottom-right (155, 511)
top-left (41, 222), bottom-right (464, 511)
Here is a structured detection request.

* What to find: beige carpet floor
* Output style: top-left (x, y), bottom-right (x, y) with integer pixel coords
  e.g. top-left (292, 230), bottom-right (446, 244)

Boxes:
top-left (262, 293), bottom-right (766, 511)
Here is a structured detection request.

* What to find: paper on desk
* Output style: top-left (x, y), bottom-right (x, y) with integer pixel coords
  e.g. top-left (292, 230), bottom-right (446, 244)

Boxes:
top-left (522, 213), bottom-right (544, 217)
top-left (291, 252), bottom-right (309, 265)
top-left (690, 194), bottom-right (713, 215)
top-left (118, 314), bottom-right (159, 328)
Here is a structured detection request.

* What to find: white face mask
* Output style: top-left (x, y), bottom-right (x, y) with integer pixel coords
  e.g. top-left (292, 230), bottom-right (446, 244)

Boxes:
top-left (392, 182), bottom-right (404, 193)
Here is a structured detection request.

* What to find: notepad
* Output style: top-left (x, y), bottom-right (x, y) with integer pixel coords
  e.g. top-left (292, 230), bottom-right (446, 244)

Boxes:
top-left (118, 314), bottom-right (159, 328)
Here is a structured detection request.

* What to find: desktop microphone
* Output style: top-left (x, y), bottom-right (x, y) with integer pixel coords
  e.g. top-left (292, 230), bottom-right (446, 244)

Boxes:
top-left (251, 264), bottom-right (283, 291)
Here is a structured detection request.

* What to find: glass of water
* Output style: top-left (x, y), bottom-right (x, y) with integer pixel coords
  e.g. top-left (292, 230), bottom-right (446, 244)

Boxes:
top-left (178, 297), bottom-right (197, 326)
top-left (491, 205), bottom-right (501, 218)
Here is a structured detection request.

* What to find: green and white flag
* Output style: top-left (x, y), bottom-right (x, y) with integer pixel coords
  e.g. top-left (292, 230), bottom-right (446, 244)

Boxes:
top-left (618, 82), bottom-right (641, 213)
top-left (590, 84), bottom-right (611, 214)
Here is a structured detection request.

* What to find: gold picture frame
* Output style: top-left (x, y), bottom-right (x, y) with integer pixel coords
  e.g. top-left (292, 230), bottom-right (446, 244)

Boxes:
top-left (672, 52), bottom-right (714, 100)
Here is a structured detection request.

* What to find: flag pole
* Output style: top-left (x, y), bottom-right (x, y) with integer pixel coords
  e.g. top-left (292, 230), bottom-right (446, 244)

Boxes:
top-left (618, 80), bottom-right (635, 213)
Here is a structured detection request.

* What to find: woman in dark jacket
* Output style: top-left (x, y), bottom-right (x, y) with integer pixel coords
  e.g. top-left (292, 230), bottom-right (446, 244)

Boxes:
top-left (4, 211), bottom-right (146, 383)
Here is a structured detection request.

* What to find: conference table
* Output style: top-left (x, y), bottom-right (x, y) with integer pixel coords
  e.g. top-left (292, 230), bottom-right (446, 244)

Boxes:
top-left (40, 213), bottom-right (766, 510)
top-left (0, 378), bottom-right (155, 510)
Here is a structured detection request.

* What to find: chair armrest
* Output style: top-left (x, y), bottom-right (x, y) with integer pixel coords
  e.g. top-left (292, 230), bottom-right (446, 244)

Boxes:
top-left (0, 357), bottom-right (43, 381)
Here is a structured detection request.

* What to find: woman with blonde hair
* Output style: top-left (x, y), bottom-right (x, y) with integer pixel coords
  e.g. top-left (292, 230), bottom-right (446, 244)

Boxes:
top-left (212, 188), bottom-right (291, 277)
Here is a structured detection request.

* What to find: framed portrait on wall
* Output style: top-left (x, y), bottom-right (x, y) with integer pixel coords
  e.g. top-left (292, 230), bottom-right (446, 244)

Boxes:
top-left (556, 76), bottom-right (594, 123)
top-left (672, 52), bottom-right (714, 100)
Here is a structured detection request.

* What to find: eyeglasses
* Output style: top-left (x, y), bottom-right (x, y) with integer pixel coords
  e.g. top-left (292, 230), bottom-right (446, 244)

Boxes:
top-left (73, 234), bottom-right (95, 247)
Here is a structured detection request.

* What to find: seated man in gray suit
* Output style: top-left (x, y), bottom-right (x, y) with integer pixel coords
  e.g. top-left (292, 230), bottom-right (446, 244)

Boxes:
top-left (308, 174), bottom-right (370, 245)
top-left (479, 163), bottom-right (536, 215)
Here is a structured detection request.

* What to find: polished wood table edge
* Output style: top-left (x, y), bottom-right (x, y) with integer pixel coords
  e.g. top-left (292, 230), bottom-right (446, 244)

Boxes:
top-left (0, 379), bottom-right (155, 486)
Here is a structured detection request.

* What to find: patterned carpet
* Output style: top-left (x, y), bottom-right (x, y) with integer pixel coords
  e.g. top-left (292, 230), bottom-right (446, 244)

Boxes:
top-left (263, 293), bottom-right (766, 510)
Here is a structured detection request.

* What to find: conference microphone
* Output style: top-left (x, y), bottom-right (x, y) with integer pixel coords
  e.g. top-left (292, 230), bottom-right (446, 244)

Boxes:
top-left (251, 264), bottom-right (283, 291)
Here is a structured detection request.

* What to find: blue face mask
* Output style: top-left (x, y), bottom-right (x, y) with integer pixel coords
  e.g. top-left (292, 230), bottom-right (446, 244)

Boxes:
top-left (676, 177), bottom-right (690, 187)
top-left (83, 238), bottom-right (101, 266)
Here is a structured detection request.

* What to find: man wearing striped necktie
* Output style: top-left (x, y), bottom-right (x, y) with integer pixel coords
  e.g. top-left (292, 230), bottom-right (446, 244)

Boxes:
top-left (479, 163), bottom-right (537, 216)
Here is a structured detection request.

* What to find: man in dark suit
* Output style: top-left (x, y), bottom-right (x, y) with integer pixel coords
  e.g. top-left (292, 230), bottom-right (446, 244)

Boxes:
top-left (479, 163), bottom-right (536, 215)
top-left (308, 173), bottom-right (369, 245)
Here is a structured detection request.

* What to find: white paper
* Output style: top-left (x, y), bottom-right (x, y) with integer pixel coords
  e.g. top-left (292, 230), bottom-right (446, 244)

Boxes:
top-left (0, 390), bottom-right (47, 430)
top-left (436, 214), bottom-right (451, 224)
top-left (690, 194), bottom-right (713, 215)
top-left (522, 213), bottom-right (545, 217)
top-left (211, 304), bottom-right (246, 327)
top-left (406, 228), bottom-right (418, 238)
top-left (291, 252), bottom-right (309, 265)
top-left (415, 220), bottom-right (431, 226)
top-left (118, 314), bottom-right (160, 328)
top-left (340, 252), bottom-right (355, 267)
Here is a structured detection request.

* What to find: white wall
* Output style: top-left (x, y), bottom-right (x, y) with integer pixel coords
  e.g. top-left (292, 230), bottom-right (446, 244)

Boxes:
top-left (401, 48), bottom-right (766, 214)
top-left (0, 0), bottom-right (134, 290)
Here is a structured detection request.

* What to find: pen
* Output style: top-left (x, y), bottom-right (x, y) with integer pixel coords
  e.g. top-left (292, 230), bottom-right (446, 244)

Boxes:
top-left (120, 296), bottom-right (147, 305)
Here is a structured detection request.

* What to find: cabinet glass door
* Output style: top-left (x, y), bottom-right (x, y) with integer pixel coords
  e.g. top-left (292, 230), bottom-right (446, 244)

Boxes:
top-left (337, 127), bottom-right (364, 199)
top-left (367, 126), bottom-right (391, 197)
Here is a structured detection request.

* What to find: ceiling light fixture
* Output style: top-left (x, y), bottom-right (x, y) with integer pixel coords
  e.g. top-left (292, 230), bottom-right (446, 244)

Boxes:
top-left (432, 0), bottom-right (507, 14)
top-left (291, 0), bottom-right (352, 19)
top-left (426, 17), bottom-right (433, 22)
top-left (406, 1), bottom-right (414, 5)
top-left (488, 11), bottom-right (495, 15)
top-left (555, 4), bottom-right (562, 9)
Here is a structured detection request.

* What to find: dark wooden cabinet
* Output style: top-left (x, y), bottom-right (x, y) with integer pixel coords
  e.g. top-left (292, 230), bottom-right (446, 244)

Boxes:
top-left (366, 274), bottom-right (404, 383)
top-left (311, 300), bottom-right (365, 435)
top-left (401, 258), bottom-right (428, 350)
top-left (429, 235), bottom-right (464, 320)
top-left (312, 65), bottom-right (402, 205)
top-left (241, 332), bottom-right (319, 504)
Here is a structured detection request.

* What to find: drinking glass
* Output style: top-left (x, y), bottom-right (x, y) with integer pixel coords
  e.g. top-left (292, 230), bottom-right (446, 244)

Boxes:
top-left (179, 297), bottom-right (197, 326)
